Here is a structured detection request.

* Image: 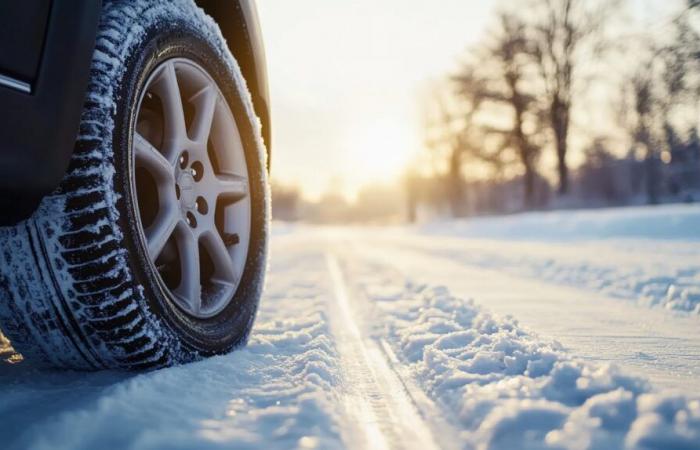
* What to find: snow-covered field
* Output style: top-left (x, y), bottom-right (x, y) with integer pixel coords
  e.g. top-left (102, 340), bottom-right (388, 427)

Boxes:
top-left (2, 204), bottom-right (700, 449)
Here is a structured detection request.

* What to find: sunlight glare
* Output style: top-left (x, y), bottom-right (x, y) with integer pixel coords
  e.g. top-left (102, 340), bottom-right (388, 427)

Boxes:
top-left (350, 119), bottom-right (416, 184)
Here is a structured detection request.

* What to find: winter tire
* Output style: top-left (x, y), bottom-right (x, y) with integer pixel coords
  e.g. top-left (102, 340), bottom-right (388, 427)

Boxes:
top-left (0, 0), bottom-right (269, 370)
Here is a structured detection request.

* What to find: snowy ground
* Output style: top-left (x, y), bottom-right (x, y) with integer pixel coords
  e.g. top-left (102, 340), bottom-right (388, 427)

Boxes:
top-left (2, 204), bottom-right (700, 449)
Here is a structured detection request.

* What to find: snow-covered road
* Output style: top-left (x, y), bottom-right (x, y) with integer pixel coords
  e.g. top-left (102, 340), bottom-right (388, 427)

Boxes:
top-left (347, 231), bottom-right (700, 392)
top-left (2, 205), bottom-right (700, 449)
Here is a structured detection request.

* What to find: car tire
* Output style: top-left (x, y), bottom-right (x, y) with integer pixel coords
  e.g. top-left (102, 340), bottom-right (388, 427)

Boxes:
top-left (0, 0), bottom-right (269, 370)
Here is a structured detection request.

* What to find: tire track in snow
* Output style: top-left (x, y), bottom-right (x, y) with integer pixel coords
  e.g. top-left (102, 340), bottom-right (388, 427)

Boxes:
top-left (325, 253), bottom-right (449, 450)
top-left (349, 238), bottom-right (700, 392)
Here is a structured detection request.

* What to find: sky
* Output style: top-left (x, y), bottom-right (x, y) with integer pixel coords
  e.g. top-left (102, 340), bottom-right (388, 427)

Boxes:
top-left (256, 0), bottom-right (497, 200)
top-left (256, 0), bottom-right (683, 201)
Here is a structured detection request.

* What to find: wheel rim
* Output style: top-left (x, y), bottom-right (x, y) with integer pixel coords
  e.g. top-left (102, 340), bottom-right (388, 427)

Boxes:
top-left (132, 58), bottom-right (251, 319)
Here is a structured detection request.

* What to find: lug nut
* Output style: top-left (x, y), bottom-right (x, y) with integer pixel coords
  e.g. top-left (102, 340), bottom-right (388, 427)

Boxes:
top-left (179, 151), bottom-right (189, 169)
top-left (186, 211), bottom-right (197, 228)
top-left (191, 161), bottom-right (204, 182)
top-left (196, 196), bottom-right (208, 215)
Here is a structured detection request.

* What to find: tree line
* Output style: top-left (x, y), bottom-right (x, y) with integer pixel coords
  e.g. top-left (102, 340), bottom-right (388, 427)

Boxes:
top-left (412, 0), bottom-right (700, 219)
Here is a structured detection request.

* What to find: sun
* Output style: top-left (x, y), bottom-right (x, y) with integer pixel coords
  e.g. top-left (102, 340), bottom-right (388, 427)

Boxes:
top-left (351, 119), bottom-right (416, 184)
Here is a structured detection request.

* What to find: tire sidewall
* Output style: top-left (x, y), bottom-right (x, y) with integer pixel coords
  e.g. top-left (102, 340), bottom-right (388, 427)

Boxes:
top-left (112, 19), bottom-right (268, 354)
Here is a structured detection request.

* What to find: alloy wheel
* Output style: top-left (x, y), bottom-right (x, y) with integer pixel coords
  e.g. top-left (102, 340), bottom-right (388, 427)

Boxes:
top-left (132, 58), bottom-right (251, 319)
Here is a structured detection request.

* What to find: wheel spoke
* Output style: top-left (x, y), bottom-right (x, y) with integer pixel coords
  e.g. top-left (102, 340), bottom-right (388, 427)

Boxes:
top-left (153, 61), bottom-right (187, 157)
top-left (202, 230), bottom-right (237, 285)
top-left (145, 207), bottom-right (179, 260)
top-left (216, 174), bottom-right (249, 205)
top-left (134, 133), bottom-right (174, 184)
top-left (189, 85), bottom-right (218, 145)
top-left (175, 227), bottom-right (201, 314)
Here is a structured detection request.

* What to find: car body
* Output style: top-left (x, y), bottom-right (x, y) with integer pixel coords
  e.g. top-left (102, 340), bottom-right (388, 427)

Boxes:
top-left (0, 0), bottom-right (270, 225)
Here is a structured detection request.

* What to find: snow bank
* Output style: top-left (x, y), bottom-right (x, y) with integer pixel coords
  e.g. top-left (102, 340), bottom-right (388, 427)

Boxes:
top-left (405, 205), bottom-right (700, 314)
top-left (354, 262), bottom-right (700, 450)
top-left (394, 236), bottom-right (700, 314)
top-left (421, 204), bottom-right (700, 241)
top-left (0, 333), bottom-right (19, 364)
top-left (0, 253), bottom-right (343, 450)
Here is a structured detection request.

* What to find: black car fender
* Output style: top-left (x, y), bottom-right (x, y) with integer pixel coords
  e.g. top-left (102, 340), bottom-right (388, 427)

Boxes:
top-left (0, 1), bottom-right (101, 224)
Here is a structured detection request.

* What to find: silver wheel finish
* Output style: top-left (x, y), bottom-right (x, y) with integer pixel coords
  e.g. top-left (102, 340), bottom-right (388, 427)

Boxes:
top-left (132, 58), bottom-right (251, 319)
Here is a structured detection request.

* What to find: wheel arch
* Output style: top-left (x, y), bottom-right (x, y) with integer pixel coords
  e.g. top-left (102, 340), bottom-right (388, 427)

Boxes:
top-left (195, 0), bottom-right (272, 170)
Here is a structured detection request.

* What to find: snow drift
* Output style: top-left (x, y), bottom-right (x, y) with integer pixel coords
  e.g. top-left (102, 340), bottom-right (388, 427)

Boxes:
top-left (351, 257), bottom-right (700, 450)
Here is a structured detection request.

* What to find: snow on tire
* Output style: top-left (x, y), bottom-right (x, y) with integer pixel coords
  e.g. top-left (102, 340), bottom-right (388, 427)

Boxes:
top-left (0, 0), bottom-right (269, 370)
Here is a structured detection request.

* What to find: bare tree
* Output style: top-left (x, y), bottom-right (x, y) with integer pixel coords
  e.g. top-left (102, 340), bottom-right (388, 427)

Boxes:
top-left (630, 66), bottom-right (662, 203)
top-left (422, 83), bottom-right (481, 217)
top-left (453, 13), bottom-right (543, 208)
top-left (528, 0), bottom-right (615, 195)
top-left (620, 4), bottom-right (700, 204)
